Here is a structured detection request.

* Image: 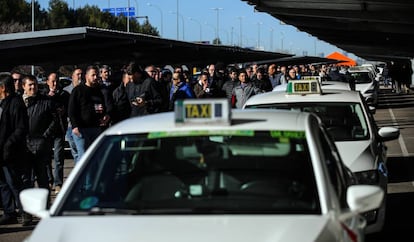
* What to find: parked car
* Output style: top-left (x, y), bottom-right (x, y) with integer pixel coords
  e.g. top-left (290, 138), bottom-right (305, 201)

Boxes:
top-left (244, 78), bottom-right (399, 234)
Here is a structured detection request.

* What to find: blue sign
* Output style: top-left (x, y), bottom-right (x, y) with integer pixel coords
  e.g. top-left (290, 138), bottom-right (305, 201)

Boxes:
top-left (102, 7), bottom-right (135, 17)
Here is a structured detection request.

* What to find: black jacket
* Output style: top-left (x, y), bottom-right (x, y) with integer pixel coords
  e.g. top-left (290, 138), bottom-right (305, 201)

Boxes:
top-left (26, 94), bottom-right (59, 155)
top-left (112, 82), bottom-right (131, 124)
top-left (68, 83), bottom-right (107, 128)
top-left (42, 87), bottom-right (70, 136)
top-left (126, 77), bottom-right (162, 117)
top-left (0, 94), bottom-right (28, 166)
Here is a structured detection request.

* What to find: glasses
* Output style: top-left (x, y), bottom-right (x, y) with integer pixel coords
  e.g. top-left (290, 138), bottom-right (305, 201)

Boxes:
top-left (13, 79), bottom-right (20, 82)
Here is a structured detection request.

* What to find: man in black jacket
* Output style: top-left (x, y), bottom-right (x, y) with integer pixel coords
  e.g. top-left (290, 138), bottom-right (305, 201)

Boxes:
top-left (0, 74), bottom-right (29, 225)
top-left (125, 62), bottom-right (162, 117)
top-left (68, 65), bottom-right (110, 163)
top-left (22, 75), bottom-right (58, 191)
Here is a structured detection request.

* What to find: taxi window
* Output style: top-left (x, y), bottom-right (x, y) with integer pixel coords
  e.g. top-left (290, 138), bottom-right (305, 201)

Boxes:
top-left (246, 102), bottom-right (370, 141)
top-left (350, 72), bottom-right (372, 84)
top-left (59, 131), bottom-right (320, 216)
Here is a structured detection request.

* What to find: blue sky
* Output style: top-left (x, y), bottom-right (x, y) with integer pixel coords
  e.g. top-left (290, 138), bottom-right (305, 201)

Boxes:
top-left (35, 0), bottom-right (355, 58)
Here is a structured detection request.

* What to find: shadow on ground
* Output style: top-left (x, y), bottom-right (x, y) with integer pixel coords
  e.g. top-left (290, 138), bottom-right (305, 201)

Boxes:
top-left (366, 156), bottom-right (414, 241)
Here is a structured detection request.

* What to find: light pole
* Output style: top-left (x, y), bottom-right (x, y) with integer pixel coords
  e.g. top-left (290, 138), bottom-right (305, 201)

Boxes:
top-left (257, 22), bottom-right (263, 49)
top-left (134, 0), bottom-right (139, 16)
top-left (237, 16), bottom-right (244, 47)
top-left (147, 2), bottom-right (163, 37)
top-left (280, 32), bottom-right (284, 51)
top-left (176, 0), bottom-right (179, 40)
top-left (188, 17), bottom-right (202, 41)
top-left (230, 26), bottom-right (234, 45)
top-left (31, 0), bottom-right (35, 32)
top-left (211, 7), bottom-right (223, 44)
top-left (269, 27), bottom-right (274, 51)
top-left (170, 11), bottom-right (185, 40)
top-left (127, 0), bottom-right (130, 32)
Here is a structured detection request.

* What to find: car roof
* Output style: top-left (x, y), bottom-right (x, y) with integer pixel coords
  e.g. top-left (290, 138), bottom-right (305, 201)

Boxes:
top-left (245, 89), bottom-right (362, 107)
top-left (103, 109), bottom-right (314, 136)
top-left (273, 81), bottom-right (351, 92)
top-left (348, 66), bottom-right (374, 73)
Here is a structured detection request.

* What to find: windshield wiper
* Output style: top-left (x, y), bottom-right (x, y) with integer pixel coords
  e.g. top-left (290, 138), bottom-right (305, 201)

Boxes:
top-left (62, 207), bottom-right (141, 216)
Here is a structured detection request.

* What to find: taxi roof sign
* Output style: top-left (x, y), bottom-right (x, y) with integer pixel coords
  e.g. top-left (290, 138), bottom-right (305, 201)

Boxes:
top-left (175, 99), bottom-right (231, 125)
top-left (286, 77), bottom-right (322, 95)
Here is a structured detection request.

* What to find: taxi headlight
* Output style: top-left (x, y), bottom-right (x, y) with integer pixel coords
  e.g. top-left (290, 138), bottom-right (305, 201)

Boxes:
top-left (354, 170), bottom-right (378, 185)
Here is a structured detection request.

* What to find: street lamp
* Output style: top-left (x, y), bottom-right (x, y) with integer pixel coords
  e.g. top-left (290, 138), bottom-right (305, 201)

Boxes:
top-left (127, 0), bottom-right (130, 32)
top-left (170, 11), bottom-right (185, 40)
top-left (211, 7), bottom-right (223, 44)
top-left (31, 0), bottom-right (35, 32)
top-left (237, 16), bottom-right (244, 47)
top-left (176, 0), bottom-right (179, 40)
top-left (280, 32), bottom-right (284, 51)
top-left (269, 27), bottom-right (274, 51)
top-left (188, 17), bottom-right (202, 41)
top-left (147, 2), bottom-right (163, 37)
top-left (257, 22), bottom-right (263, 49)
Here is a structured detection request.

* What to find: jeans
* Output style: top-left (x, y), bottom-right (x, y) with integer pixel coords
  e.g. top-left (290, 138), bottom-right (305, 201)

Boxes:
top-left (66, 126), bottom-right (79, 163)
top-left (72, 127), bottom-right (101, 164)
top-left (72, 127), bottom-right (102, 190)
top-left (0, 166), bottom-right (22, 215)
top-left (52, 136), bottom-right (65, 186)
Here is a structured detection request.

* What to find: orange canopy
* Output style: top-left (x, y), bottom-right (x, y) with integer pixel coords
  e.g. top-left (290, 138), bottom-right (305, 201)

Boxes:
top-left (325, 51), bottom-right (357, 66)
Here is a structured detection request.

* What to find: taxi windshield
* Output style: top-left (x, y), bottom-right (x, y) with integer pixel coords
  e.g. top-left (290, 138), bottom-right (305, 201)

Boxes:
top-left (59, 131), bottom-right (320, 215)
top-left (350, 72), bottom-right (373, 84)
top-left (245, 102), bottom-right (369, 141)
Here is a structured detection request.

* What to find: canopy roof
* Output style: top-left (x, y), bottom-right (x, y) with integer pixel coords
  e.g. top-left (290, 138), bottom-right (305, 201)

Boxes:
top-left (0, 27), bottom-right (292, 72)
top-left (242, 0), bottom-right (414, 61)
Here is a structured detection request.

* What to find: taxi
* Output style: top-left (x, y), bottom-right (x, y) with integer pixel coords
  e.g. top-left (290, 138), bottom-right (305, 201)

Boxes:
top-left (243, 77), bottom-right (399, 234)
top-left (20, 99), bottom-right (383, 242)
top-left (347, 66), bottom-right (379, 107)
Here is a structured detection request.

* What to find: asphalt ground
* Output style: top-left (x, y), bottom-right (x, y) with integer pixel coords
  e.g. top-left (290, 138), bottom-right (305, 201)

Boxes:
top-left (1, 85), bottom-right (414, 242)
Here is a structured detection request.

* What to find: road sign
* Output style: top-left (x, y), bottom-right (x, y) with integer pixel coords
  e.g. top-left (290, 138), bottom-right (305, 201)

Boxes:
top-left (102, 7), bottom-right (135, 17)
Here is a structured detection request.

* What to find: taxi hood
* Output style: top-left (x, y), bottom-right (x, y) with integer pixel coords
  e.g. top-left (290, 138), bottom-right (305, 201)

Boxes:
top-left (335, 140), bottom-right (375, 172)
top-left (29, 216), bottom-right (336, 242)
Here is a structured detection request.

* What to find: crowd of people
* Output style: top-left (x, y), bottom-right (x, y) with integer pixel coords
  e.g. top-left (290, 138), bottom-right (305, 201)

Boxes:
top-left (0, 59), bottom-right (411, 226)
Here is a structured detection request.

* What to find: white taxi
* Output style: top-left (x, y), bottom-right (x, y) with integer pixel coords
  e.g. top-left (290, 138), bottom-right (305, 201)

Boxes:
top-left (243, 78), bottom-right (399, 234)
top-left (21, 99), bottom-right (383, 242)
top-left (347, 66), bottom-right (379, 107)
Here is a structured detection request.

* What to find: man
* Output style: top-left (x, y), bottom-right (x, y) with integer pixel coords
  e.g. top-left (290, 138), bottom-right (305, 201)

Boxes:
top-left (23, 75), bottom-right (58, 192)
top-left (44, 72), bottom-right (70, 194)
top-left (221, 67), bottom-right (239, 102)
top-left (112, 71), bottom-right (132, 124)
top-left (169, 72), bottom-right (195, 110)
top-left (63, 67), bottom-right (82, 163)
top-left (11, 70), bottom-right (24, 95)
top-left (68, 65), bottom-right (110, 163)
top-left (0, 74), bottom-right (29, 225)
top-left (125, 61), bottom-right (162, 117)
top-left (99, 65), bottom-right (115, 123)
